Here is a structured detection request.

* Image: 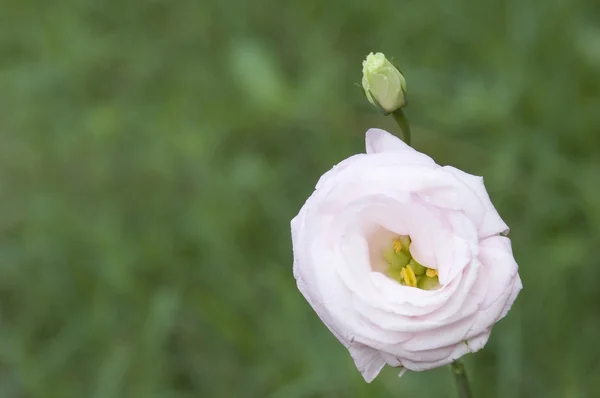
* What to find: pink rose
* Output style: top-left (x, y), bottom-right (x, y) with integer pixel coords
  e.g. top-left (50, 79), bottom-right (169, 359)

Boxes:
top-left (291, 129), bottom-right (522, 382)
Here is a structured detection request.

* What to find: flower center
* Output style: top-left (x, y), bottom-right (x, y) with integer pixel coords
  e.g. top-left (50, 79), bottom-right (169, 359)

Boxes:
top-left (383, 235), bottom-right (440, 290)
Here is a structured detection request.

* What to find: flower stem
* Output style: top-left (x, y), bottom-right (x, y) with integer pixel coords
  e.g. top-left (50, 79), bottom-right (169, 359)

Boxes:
top-left (391, 109), bottom-right (411, 146)
top-left (450, 360), bottom-right (473, 398)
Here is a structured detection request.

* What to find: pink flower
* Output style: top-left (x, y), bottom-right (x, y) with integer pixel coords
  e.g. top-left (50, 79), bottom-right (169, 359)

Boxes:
top-left (291, 129), bottom-right (522, 382)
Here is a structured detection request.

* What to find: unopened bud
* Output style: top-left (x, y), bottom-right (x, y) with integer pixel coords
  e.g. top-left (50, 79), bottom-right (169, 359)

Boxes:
top-left (362, 52), bottom-right (407, 113)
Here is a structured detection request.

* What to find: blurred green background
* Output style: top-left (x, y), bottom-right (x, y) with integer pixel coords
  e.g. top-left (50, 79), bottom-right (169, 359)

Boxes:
top-left (1, 0), bottom-right (599, 397)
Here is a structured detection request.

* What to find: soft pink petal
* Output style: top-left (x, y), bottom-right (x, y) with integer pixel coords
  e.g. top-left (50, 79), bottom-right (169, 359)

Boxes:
top-left (404, 314), bottom-right (476, 351)
top-left (498, 275), bottom-right (523, 320)
top-left (380, 344), bottom-right (455, 365)
top-left (401, 331), bottom-right (490, 371)
top-left (365, 128), bottom-right (434, 166)
top-left (466, 236), bottom-right (521, 335)
top-left (349, 344), bottom-right (386, 383)
top-left (443, 165), bottom-right (509, 238)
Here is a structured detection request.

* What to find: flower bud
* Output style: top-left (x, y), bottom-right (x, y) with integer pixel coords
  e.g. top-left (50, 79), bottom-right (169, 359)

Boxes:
top-left (362, 52), bottom-right (407, 113)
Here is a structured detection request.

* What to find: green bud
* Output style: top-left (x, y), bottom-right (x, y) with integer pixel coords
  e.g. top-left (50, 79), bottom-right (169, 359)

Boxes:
top-left (362, 52), bottom-right (407, 113)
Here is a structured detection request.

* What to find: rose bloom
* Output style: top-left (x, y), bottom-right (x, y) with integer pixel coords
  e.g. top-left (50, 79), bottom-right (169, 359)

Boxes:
top-left (291, 129), bottom-right (522, 382)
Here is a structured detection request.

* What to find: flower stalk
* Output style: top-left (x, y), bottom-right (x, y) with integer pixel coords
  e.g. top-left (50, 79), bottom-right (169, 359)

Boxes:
top-left (391, 108), bottom-right (411, 146)
top-left (450, 360), bottom-right (473, 398)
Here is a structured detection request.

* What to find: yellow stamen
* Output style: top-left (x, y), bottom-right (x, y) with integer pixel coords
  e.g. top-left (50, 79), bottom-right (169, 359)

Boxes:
top-left (426, 268), bottom-right (438, 278)
top-left (393, 239), bottom-right (402, 254)
top-left (400, 265), bottom-right (417, 287)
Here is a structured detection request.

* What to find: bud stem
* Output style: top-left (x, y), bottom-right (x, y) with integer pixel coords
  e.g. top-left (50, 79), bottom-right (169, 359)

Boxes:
top-left (391, 109), bottom-right (411, 146)
top-left (450, 360), bottom-right (474, 398)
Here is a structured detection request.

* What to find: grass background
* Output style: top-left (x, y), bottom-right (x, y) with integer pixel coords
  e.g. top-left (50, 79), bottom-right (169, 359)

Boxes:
top-left (1, 0), bottom-right (599, 397)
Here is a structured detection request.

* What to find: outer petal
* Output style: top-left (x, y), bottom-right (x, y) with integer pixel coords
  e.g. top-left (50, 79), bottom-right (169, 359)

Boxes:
top-left (443, 165), bottom-right (509, 238)
top-left (293, 204), bottom-right (355, 349)
top-left (365, 128), bottom-right (434, 166)
top-left (349, 344), bottom-right (386, 382)
top-left (499, 275), bottom-right (523, 320)
top-left (467, 235), bottom-right (521, 335)
top-left (402, 331), bottom-right (491, 371)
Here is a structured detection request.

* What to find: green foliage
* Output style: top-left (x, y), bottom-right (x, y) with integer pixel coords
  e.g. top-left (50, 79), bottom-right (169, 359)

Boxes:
top-left (1, 0), bottom-right (599, 397)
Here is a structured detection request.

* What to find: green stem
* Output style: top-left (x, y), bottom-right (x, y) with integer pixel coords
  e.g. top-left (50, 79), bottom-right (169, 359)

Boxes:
top-left (450, 360), bottom-right (473, 398)
top-left (391, 109), bottom-right (411, 146)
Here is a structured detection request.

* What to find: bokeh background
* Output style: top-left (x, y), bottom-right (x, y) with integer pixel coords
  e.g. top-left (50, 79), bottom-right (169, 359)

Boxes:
top-left (1, 0), bottom-right (600, 397)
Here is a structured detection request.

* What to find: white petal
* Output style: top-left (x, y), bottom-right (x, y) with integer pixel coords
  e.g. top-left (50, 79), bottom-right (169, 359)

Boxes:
top-left (315, 154), bottom-right (365, 191)
top-left (443, 166), bottom-right (509, 238)
top-left (404, 314), bottom-right (476, 351)
top-left (464, 330), bottom-right (491, 353)
top-left (365, 129), bottom-right (434, 166)
top-left (349, 344), bottom-right (386, 383)
top-left (401, 332), bottom-right (489, 371)
top-left (467, 236), bottom-right (521, 335)
top-left (498, 275), bottom-right (523, 320)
